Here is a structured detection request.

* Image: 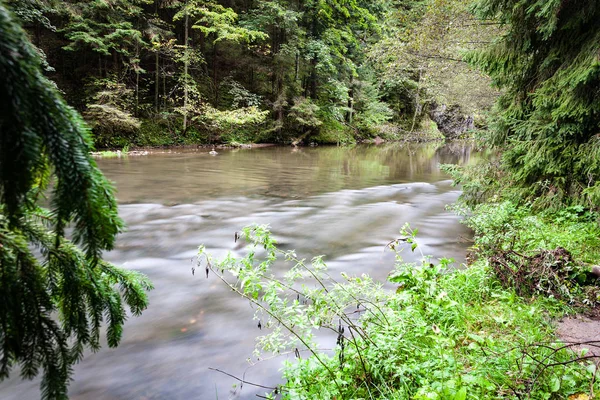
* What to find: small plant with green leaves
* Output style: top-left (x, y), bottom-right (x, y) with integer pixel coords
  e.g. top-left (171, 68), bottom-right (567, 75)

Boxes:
top-left (198, 224), bottom-right (600, 399)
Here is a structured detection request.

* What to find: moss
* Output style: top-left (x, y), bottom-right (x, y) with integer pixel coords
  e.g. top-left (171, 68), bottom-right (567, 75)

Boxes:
top-left (416, 115), bottom-right (445, 140)
top-left (311, 119), bottom-right (356, 145)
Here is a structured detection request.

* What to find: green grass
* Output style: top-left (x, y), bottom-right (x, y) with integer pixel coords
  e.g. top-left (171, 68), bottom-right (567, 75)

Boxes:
top-left (464, 202), bottom-right (600, 265)
top-left (277, 259), bottom-right (591, 399)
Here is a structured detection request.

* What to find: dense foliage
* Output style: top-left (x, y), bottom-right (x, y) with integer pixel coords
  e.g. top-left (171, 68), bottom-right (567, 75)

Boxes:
top-left (200, 223), bottom-right (600, 399)
top-left (4, 0), bottom-right (493, 147)
top-left (468, 0), bottom-right (600, 208)
top-left (0, 4), bottom-right (152, 399)
top-left (4, 0), bottom-right (600, 396)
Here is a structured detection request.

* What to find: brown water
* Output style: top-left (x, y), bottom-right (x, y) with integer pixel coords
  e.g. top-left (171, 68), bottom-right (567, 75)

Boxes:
top-left (0, 143), bottom-right (482, 400)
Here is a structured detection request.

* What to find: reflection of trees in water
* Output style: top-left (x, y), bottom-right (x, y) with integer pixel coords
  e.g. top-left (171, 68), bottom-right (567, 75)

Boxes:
top-left (290, 142), bottom-right (482, 190)
top-left (98, 143), bottom-right (490, 202)
top-left (435, 142), bottom-right (496, 167)
top-left (435, 142), bottom-right (473, 165)
top-left (214, 143), bottom-right (483, 197)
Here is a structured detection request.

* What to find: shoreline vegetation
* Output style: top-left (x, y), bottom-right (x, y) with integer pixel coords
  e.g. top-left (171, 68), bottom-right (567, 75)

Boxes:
top-left (90, 126), bottom-right (462, 155)
top-left (6, 0), bottom-right (492, 153)
top-left (199, 205), bottom-right (600, 399)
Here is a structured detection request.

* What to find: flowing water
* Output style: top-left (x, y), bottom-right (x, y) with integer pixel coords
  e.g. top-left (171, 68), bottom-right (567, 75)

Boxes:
top-left (1, 142), bottom-right (483, 400)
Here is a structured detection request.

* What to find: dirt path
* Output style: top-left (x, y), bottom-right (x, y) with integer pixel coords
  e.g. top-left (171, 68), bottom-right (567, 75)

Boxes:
top-left (557, 315), bottom-right (600, 356)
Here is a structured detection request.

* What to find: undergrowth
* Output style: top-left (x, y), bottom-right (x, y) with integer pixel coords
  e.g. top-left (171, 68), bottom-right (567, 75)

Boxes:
top-left (458, 202), bottom-right (600, 309)
top-left (198, 221), bottom-right (600, 399)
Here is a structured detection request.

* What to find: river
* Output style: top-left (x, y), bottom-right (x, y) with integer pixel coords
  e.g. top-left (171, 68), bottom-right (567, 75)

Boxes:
top-left (0, 142), bottom-right (481, 400)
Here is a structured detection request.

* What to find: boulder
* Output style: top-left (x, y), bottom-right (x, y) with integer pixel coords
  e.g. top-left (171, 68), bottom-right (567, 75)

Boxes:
top-left (428, 103), bottom-right (474, 139)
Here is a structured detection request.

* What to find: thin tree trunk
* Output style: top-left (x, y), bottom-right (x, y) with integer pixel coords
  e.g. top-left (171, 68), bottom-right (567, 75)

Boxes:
top-left (135, 42), bottom-right (140, 117)
top-left (347, 78), bottom-right (354, 124)
top-left (113, 50), bottom-right (119, 72)
top-left (162, 63), bottom-right (167, 109)
top-left (155, 51), bottom-right (160, 112)
top-left (310, 59), bottom-right (317, 98)
top-left (410, 68), bottom-right (423, 133)
top-left (183, 6), bottom-right (189, 133)
top-left (276, 69), bottom-right (284, 138)
top-left (347, 88), bottom-right (354, 124)
top-left (294, 50), bottom-right (299, 82)
top-left (213, 43), bottom-right (219, 104)
top-left (135, 71), bottom-right (140, 117)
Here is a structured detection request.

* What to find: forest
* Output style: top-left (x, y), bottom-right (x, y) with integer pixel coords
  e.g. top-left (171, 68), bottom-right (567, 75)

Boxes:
top-left (2, 0), bottom-right (600, 399)
top-left (6, 0), bottom-right (496, 148)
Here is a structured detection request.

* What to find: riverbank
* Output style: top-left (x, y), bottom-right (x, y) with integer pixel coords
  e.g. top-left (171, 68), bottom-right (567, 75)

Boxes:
top-left (90, 143), bottom-right (279, 157)
top-left (90, 133), bottom-right (460, 156)
top-left (205, 201), bottom-right (600, 399)
top-left (0, 143), bottom-right (478, 400)
top-left (90, 116), bottom-right (460, 152)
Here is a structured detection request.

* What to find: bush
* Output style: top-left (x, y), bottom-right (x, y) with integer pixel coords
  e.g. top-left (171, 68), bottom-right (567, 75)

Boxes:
top-left (198, 224), bottom-right (600, 399)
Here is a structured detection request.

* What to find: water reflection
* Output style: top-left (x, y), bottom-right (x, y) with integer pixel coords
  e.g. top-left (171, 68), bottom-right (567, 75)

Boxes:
top-left (0, 142), bottom-right (484, 400)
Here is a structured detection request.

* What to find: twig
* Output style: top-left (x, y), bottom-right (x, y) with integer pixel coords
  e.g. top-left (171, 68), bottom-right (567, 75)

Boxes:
top-left (209, 367), bottom-right (281, 391)
top-left (208, 266), bottom-right (344, 393)
top-left (348, 326), bottom-right (370, 383)
top-left (404, 51), bottom-right (464, 63)
top-left (591, 358), bottom-right (598, 398)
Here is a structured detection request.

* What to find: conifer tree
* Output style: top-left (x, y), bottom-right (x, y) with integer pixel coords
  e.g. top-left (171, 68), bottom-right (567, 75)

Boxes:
top-left (0, 4), bottom-right (152, 399)
top-left (469, 0), bottom-right (600, 207)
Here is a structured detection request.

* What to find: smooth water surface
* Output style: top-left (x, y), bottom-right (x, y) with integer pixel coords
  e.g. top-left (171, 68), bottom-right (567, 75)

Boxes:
top-left (0, 143), bottom-right (482, 399)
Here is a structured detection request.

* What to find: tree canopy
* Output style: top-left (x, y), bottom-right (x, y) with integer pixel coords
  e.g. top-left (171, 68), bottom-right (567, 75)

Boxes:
top-left (468, 0), bottom-right (600, 208)
top-left (5, 0), bottom-right (489, 147)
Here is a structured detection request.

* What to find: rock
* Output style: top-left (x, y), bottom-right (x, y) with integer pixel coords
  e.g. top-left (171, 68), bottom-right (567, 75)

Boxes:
top-left (428, 103), bottom-right (474, 139)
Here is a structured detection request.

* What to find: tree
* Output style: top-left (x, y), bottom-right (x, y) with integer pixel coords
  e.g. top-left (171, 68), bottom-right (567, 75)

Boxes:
top-left (61, 0), bottom-right (149, 72)
top-left (6, 0), bottom-right (471, 146)
top-left (172, 0), bottom-right (267, 132)
top-left (0, 4), bottom-right (152, 399)
top-left (468, 0), bottom-right (600, 207)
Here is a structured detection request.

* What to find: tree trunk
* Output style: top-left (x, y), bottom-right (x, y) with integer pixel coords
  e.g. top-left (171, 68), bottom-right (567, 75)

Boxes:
top-left (162, 62), bottom-right (167, 109)
top-left (183, 7), bottom-right (189, 133)
top-left (213, 42), bottom-right (219, 104)
top-left (155, 51), bottom-right (160, 112)
top-left (135, 71), bottom-right (140, 117)
top-left (113, 50), bottom-right (119, 73)
top-left (347, 80), bottom-right (354, 124)
top-left (135, 42), bottom-right (140, 117)
top-left (276, 70), bottom-right (284, 138)
top-left (410, 68), bottom-right (423, 133)
top-left (294, 50), bottom-right (299, 83)
top-left (310, 59), bottom-right (317, 98)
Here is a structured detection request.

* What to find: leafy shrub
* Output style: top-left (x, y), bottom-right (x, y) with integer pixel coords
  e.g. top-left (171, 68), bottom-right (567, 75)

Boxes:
top-left (198, 224), bottom-right (599, 399)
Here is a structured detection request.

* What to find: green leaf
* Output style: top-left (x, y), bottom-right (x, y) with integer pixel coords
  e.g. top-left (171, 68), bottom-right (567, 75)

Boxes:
top-left (454, 387), bottom-right (467, 400)
top-left (549, 376), bottom-right (560, 393)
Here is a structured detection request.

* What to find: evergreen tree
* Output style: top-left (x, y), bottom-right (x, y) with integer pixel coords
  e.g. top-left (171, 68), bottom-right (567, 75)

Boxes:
top-left (0, 4), bottom-right (152, 399)
top-left (469, 0), bottom-right (600, 207)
